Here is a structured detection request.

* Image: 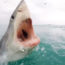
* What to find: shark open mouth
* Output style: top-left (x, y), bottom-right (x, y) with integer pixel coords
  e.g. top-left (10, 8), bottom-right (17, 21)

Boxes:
top-left (16, 18), bottom-right (40, 47)
top-left (17, 28), bottom-right (28, 41)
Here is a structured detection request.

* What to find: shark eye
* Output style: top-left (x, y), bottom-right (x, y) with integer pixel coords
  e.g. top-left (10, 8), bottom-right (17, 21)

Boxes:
top-left (11, 15), bottom-right (14, 19)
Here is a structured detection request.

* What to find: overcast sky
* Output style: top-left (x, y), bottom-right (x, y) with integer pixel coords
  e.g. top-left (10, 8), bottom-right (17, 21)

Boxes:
top-left (0, 0), bottom-right (65, 25)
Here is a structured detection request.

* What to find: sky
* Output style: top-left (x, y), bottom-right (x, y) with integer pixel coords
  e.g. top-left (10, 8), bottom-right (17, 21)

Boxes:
top-left (0, 0), bottom-right (65, 25)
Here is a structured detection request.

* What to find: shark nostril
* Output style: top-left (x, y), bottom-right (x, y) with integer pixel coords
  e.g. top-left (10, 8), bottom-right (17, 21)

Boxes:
top-left (22, 29), bottom-right (28, 39)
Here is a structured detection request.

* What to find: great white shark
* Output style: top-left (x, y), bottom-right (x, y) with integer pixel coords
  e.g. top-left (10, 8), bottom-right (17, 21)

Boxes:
top-left (0, 0), bottom-right (40, 61)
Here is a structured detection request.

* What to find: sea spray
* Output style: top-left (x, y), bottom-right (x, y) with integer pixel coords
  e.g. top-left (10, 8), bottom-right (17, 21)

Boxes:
top-left (0, 53), bottom-right (8, 65)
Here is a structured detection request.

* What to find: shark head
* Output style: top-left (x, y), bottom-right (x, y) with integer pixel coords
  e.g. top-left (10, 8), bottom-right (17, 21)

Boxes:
top-left (0, 0), bottom-right (40, 61)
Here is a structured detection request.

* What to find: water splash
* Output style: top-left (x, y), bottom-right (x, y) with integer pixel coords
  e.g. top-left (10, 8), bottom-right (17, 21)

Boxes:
top-left (0, 53), bottom-right (8, 65)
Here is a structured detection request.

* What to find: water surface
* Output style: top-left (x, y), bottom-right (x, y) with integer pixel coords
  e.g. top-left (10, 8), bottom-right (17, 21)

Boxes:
top-left (1, 25), bottom-right (65, 65)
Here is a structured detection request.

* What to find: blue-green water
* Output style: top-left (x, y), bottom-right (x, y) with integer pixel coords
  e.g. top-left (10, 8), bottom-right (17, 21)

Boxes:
top-left (1, 25), bottom-right (65, 65)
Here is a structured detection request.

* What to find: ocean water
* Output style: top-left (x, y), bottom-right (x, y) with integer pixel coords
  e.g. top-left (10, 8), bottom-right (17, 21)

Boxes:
top-left (0, 25), bottom-right (65, 65)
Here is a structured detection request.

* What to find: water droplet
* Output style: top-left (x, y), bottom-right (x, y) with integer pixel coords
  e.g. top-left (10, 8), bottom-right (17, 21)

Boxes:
top-left (20, 63), bottom-right (24, 65)
top-left (35, 45), bottom-right (40, 51)
top-left (41, 48), bottom-right (45, 51)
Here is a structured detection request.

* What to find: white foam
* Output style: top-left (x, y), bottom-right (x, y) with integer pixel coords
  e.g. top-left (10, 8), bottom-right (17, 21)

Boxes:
top-left (20, 63), bottom-right (24, 65)
top-left (35, 45), bottom-right (40, 51)
top-left (41, 47), bottom-right (45, 51)
top-left (0, 54), bottom-right (8, 65)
